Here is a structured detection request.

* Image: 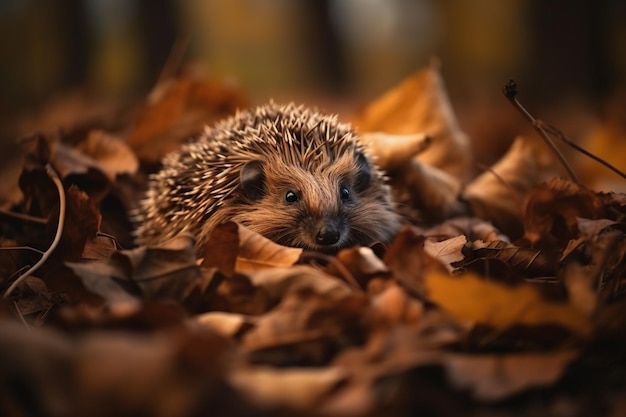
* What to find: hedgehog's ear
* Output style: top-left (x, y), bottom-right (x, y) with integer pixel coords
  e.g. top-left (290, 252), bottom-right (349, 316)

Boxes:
top-left (240, 159), bottom-right (266, 200)
top-left (354, 152), bottom-right (371, 192)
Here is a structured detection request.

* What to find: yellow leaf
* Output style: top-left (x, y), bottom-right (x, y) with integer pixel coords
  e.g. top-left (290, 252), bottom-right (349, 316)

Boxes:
top-left (425, 273), bottom-right (592, 337)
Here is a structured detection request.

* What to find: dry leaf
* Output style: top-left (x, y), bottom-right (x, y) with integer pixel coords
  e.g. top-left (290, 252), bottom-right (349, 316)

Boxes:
top-left (523, 178), bottom-right (607, 248)
top-left (421, 217), bottom-right (509, 243)
top-left (464, 136), bottom-right (559, 238)
top-left (391, 159), bottom-right (465, 223)
top-left (194, 311), bottom-right (256, 338)
top-left (81, 233), bottom-right (121, 261)
top-left (460, 239), bottom-right (557, 279)
top-left (66, 261), bottom-right (138, 304)
top-left (247, 265), bottom-right (353, 303)
top-left (423, 235), bottom-right (466, 272)
top-left (384, 226), bottom-right (448, 297)
top-left (425, 272), bottom-right (592, 337)
top-left (229, 366), bottom-right (346, 409)
top-left (202, 222), bottom-right (303, 276)
top-left (74, 130), bottom-right (139, 180)
top-left (242, 290), bottom-right (368, 366)
top-left (370, 282), bottom-right (424, 325)
top-left (127, 76), bottom-right (248, 163)
top-left (325, 246), bottom-right (389, 288)
top-left (562, 262), bottom-right (597, 316)
top-left (444, 350), bottom-right (578, 401)
top-left (359, 132), bottom-right (431, 170)
top-left (69, 235), bottom-right (220, 312)
top-left (56, 186), bottom-right (102, 262)
top-left (354, 61), bottom-right (471, 181)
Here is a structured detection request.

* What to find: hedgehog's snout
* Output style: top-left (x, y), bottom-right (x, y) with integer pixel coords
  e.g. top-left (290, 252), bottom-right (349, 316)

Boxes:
top-left (311, 216), bottom-right (346, 248)
top-left (315, 224), bottom-right (341, 246)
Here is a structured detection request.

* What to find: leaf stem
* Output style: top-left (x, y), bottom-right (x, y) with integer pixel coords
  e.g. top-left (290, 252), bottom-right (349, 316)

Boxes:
top-left (0, 208), bottom-right (48, 224)
top-left (3, 164), bottom-right (66, 299)
top-left (537, 120), bottom-right (626, 181)
top-left (503, 80), bottom-right (581, 184)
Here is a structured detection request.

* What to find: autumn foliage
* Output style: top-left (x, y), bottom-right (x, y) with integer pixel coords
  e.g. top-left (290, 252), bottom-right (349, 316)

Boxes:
top-left (1, 64), bottom-right (626, 417)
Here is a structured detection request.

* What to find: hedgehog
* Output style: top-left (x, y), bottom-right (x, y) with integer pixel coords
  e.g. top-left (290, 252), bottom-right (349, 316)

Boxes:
top-left (134, 102), bottom-right (402, 254)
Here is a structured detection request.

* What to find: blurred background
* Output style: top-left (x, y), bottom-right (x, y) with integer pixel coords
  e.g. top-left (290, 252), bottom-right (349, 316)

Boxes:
top-left (0, 0), bottom-right (625, 189)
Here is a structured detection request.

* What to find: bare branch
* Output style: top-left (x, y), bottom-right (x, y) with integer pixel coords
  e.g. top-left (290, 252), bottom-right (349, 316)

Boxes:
top-left (502, 79), bottom-right (581, 184)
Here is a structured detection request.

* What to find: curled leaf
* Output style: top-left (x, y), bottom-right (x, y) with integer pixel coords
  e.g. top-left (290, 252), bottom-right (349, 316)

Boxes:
top-left (391, 159), bottom-right (464, 223)
top-left (359, 132), bottom-right (431, 171)
top-left (354, 61), bottom-right (471, 181)
top-left (202, 222), bottom-right (303, 276)
top-left (127, 76), bottom-right (248, 163)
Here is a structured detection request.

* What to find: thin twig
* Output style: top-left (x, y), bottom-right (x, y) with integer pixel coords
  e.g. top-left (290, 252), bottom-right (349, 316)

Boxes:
top-left (0, 207), bottom-right (48, 224)
top-left (12, 300), bottom-right (31, 329)
top-left (3, 164), bottom-right (66, 299)
top-left (537, 120), bottom-right (626, 181)
top-left (0, 246), bottom-right (45, 256)
top-left (503, 80), bottom-right (581, 184)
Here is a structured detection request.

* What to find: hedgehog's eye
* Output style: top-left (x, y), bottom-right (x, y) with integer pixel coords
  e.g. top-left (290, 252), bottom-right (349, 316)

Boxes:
top-left (285, 190), bottom-right (299, 203)
top-left (340, 187), bottom-right (350, 202)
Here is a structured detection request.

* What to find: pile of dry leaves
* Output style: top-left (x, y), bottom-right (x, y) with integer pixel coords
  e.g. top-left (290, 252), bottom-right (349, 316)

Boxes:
top-left (1, 63), bottom-right (625, 417)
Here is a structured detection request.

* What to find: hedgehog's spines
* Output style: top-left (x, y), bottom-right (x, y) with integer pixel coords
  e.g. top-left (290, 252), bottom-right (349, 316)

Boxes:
top-left (134, 101), bottom-right (400, 253)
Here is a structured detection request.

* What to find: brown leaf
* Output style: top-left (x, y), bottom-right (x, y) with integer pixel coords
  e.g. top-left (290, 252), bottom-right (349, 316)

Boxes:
top-left (420, 216), bottom-right (509, 243)
top-left (126, 76), bottom-right (248, 163)
top-left (208, 273), bottom-right (271, 316)
top-left (523, 178), bottom-right (607, 248)
top-left (51, 141), bottom-right (111, 202)
top-left (370, 282), bottom-right (424, 325)
top-left (69, 235), bottom-right (221, 313)
top-left (359, 132), bottom-right (431, 171)
top-left (573, 219), bottom-right (626, 301)
top-left (202, 222), bottom-right (303, 276)
top-left (56, 186), bottom-right (102, 262)
top-left (73, 329), bottom-right (236, 417)
top-left (0, 320), bottom-right (241, 417)
top-left (81, 233), bottom-right (121, 262)
top-left (195, 311), bottom-right (256, 338)
top-left (242, 289), bottom-right (369, 366)
top-left (425, 272), bottom-right (592, 338)
top-left (390, 159), bottom-right (465, 223)
top-left (354, 61), bottom-right (471, 181)
top-left (562, 262), bottom-right (597, 316)
top-left (423, 235), bottom-right (466, 273)
top-left (74, 130), bottom-right (139, 181)
top-left (228, 366), bottom-right (346, 410)
top-left (66, 261), bottom-right (138, 305)
top-left (383, 226), bottom-right (448, 297)
top-left (324, 246), bottom-right (389, 288)
top-left (12, 276), bottom-right (58, 318)
top-left (461, 239), bottom-right (557, 279)
top-left (444, 350), bottom-right (578, 401)
top-left (464, 136), bottom-right (559, 238)
top-left (246, 265), bottom-right (353, 304)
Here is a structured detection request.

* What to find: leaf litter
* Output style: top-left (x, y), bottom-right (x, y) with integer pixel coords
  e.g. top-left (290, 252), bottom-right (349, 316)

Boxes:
top-left (0, 65), bottom-right (626, 417)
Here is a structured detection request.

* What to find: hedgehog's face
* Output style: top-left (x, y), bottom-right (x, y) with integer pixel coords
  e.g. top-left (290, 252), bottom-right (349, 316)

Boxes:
top-left (232, 152), bottom-right (382, 253)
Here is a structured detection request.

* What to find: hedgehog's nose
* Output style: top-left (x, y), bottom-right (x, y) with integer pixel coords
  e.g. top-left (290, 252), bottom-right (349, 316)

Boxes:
top-left (316, 225), bottom-right (340, 246)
